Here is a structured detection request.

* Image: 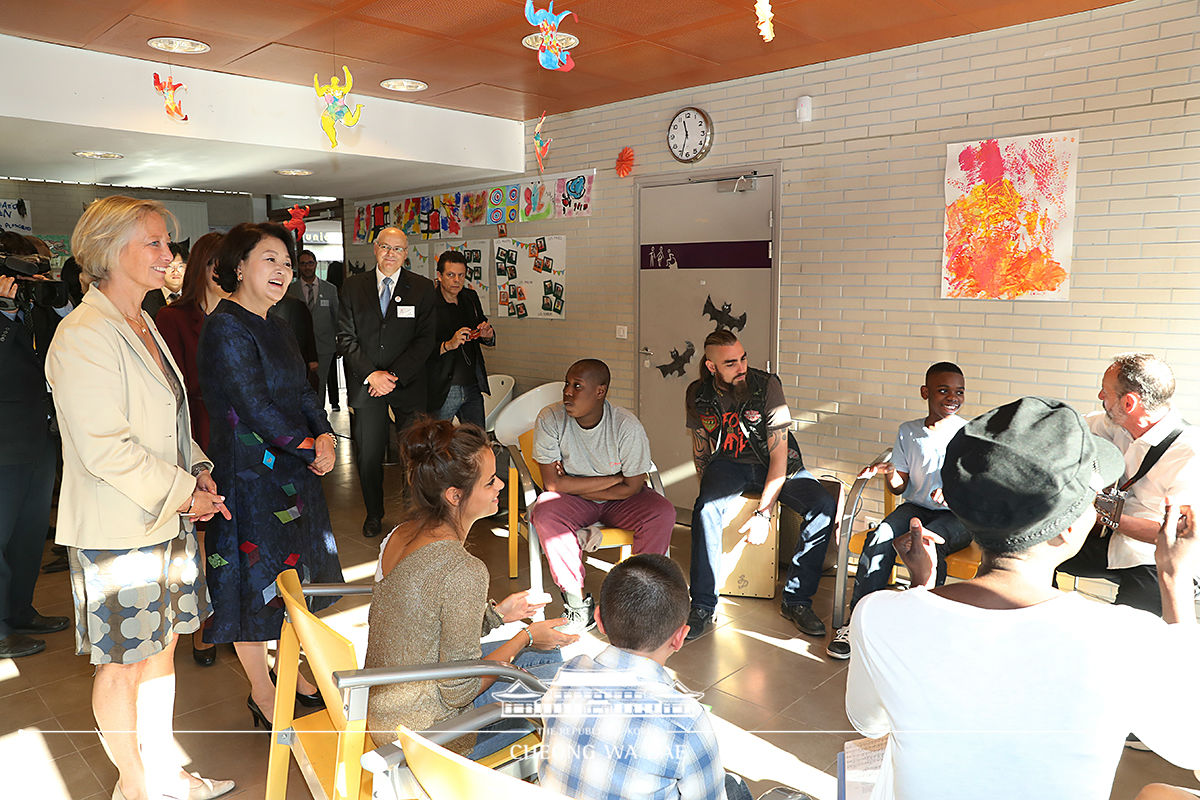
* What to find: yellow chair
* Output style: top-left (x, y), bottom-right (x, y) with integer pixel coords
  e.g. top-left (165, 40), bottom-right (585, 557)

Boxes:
top-left (266, 570), bottom-right (550, 800)
top-left (394, 724), bottom-right (573, 800)
top-left (831, 450), bottom-right (983, 629)
top-left (506, 427), bottom-right (667, 588)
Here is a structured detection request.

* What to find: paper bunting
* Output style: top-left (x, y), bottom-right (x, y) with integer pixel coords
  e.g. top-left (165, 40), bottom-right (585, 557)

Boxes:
top-left (314, 66), bottom-right (363, 149)
top-left (283, 205), bottom-right (309, 242)
top-left (152, 73), bottom-right (188, 122)
top-left (754, 0), bottom-right (775, 42)
top-left (532, 113), bottom-right (552, 173)
top-left (525, 0), bottom-right (576, 72)
top-left (616, 147), bottom-right (635, 178)
top-left (208, 553), bottom-right (229, 568)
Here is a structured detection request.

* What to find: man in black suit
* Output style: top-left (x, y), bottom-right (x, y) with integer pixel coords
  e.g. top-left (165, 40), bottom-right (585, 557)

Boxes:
top-left (427, 250), bottom-right (494, 429)
top-left (0, 234), bottom-right (70, 658)
top-left (337, 227), bottom-right (436, 537)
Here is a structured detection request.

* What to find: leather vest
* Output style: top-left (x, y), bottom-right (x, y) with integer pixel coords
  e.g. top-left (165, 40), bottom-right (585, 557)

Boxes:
top-left (688, 367), bottom-right (803, 474)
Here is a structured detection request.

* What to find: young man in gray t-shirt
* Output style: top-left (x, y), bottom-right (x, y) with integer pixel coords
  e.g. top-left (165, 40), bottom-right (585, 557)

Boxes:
top-left (531, 359), bottom-right (676, 633)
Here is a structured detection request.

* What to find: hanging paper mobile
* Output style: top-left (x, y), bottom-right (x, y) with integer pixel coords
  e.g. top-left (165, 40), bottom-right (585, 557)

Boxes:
top-left (615, 147), bottom-right (635, 178)
top-left (525, 0), bottom-right (576, 72)
top-left (283, 204), bottom-right (310, 242)
top-left (754, 0), bottom-right (775, 42)
top-left (314, 66), bottom-right (363, 149)
top-left (153, 73), bottom-right (188, 122)
top-left (532, 112), bottom-right (552, 173)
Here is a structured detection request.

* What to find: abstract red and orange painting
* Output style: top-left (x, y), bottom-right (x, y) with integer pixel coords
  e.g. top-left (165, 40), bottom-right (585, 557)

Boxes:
top-left (942, 131), bottom-right (1079, 300)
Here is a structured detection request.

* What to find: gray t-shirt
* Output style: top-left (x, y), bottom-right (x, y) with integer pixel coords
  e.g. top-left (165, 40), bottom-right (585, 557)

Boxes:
top-left (533, 401), bottom-right (653, 483)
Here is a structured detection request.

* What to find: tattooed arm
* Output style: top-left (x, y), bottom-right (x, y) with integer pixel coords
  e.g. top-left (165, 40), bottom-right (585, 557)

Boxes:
top-left (692, 428), bottom-right (713, 478)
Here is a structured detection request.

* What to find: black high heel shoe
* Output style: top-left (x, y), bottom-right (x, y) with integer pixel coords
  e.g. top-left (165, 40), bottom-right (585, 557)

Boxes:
top-left (192, 635), bottom-right (216, 667)
top-left (247, 696), bottom-right (270, 729)
top-left (268, 667), bottom-right (325, 708)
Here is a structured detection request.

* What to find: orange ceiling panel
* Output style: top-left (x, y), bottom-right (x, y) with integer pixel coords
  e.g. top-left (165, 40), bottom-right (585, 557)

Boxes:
top-left (281, 16), bottom-right (449, 65)
top-left (86, 14), bottom-right (263, 67)
top-left (0, 1), bottom-right (141, 47)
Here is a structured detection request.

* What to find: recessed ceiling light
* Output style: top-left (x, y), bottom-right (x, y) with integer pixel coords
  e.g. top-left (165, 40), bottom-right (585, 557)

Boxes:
top-left (274, 169), bottom-right (314, 176)
top-left (380, 78), bottom-right (428, 92)
top-left (73, 151), bottom-right (124, 160)
top-left (521, 32), bottom-right (579, 51)
top-left (147, 36), bottom-right (211, 55)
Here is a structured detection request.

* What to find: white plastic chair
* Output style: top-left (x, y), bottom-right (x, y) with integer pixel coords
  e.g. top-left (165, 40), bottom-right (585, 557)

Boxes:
top-left (482, 374), bottom-right (516, 432)
top-left (493, 382), bottom-right (564, 447)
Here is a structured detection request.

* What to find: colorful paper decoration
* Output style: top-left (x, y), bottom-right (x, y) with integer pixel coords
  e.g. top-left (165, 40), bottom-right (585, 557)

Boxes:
top-left (521, 181), bottom-right (555, 222)
top-left (487, 185), bottom-right (520, 224)
top-left (153, 73), bottom-right (188, 122)
top-left (532, 113), bottom-right (552, 173)
top-left (525, 0), bottom-right (576, 72)
top-left (615, 147), bottom-right (635, 178)
top-left (354, 202), bottom-right (391, 242)
top-left (436, 193), bottom-right (463, 237)
top-left (314, 66), bottom-right (363, 149)
top-left (283, 204), bottom-right (309, 242)
top-left (397, 198), bottom-right (421, 237)
top-left (754, 0), bottom-right (775, 43)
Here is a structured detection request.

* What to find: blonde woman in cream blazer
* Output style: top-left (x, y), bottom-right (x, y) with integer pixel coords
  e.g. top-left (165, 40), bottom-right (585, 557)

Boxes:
top-left (45, 196), bottom-right (234, 800)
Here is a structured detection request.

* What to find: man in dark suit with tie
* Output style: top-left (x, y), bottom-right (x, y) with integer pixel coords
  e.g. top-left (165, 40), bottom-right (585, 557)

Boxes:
top-left (288, 249), bottom-right (340, 405)
top-left (337, 227), bottom-right (436, 537)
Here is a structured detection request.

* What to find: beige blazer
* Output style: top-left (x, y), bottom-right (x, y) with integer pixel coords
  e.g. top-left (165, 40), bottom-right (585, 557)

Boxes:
top-left (46, 288), bottom-right (211, 550)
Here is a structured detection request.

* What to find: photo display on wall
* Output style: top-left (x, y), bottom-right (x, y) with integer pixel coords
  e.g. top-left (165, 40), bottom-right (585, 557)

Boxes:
top-left (494, 236), bottom-right (565, 319)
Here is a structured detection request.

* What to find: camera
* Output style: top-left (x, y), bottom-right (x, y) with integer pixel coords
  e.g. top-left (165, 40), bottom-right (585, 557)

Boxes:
top-left (1094, 486), bottom-right (1126, 535)
top-left (0, 252), bottom-right (69, 311)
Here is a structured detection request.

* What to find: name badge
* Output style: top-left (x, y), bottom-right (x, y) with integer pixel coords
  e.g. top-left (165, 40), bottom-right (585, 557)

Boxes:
top-left (320, 299), bottom-right (330, 307)
top-left (396, 305), bottom-right (416, 318)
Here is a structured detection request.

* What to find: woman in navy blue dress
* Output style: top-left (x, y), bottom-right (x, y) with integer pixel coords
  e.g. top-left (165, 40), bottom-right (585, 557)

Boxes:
top-left (198, 222), bottom-right (343, 725)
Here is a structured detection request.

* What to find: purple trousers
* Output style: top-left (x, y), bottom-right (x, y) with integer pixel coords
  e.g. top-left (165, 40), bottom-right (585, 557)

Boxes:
top-left (529, 486), bottom-right (676, 595)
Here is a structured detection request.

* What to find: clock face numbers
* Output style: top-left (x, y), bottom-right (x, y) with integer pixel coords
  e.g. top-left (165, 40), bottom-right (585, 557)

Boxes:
top-left (669, 108), bottom-right (711, 162)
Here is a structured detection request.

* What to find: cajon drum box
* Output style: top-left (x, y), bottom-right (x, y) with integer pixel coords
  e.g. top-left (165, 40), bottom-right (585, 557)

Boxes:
top-left (718, 493), bottom-right (779, 599)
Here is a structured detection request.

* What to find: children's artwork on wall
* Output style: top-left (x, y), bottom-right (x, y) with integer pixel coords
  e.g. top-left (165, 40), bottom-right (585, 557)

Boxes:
top-left (520, 181), bottom-right (556, 222)
top-left (524, 0), bottom-right (576, 72)
top-left (435, 193), bottom-right (463, 237)
top-left (494, 236), bottom-right (566, 318)
top-left (461, 190), bottom-right (488, 226)
top-left (555, 174), bottom-right (593, 217)
top-left (418, 196), bottom-right (442, 240)
top-left (393, 197), bottom-right (420, 237)
top-left (314, 66), bottom-right (363, 149)
top-left (487, 185), bottom-right (520, 224)
top-left (353, 202), bottom-right (390, 243)
top-left (0, 198), bottom-right (33, 234)
top-left (152, 73), bottom-right (188, 122)
top-left (942, 130), bottom-right (1078, 301)
top-left (437, 240), bottom-right (491, 316)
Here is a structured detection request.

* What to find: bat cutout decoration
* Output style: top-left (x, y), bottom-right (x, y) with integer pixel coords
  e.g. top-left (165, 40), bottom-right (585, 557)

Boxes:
top-left (702, 295), bottom-right (748, 331)
top-left (655, 340), bottom-right (695, 378)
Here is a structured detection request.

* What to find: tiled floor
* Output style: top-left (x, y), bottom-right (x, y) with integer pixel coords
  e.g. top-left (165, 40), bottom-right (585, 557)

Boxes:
top-left (4, 405), bottom-right (1197, 799)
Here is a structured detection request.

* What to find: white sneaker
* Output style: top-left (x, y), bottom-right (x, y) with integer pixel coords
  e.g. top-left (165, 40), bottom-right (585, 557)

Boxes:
top-left (826, 625), bottom-right (851, 660)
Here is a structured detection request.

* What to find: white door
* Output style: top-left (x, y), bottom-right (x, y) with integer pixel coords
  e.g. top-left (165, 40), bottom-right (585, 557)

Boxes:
top-left (637, 173), bottom-right (777, 510)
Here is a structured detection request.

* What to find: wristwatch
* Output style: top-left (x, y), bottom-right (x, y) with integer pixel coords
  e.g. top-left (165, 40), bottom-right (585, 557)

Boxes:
top-left (753, 508), bottom-right (771, 520)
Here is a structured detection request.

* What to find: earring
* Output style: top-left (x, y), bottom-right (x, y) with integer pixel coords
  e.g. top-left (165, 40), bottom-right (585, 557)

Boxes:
top-left (236, 270), bottom-right (243, 281)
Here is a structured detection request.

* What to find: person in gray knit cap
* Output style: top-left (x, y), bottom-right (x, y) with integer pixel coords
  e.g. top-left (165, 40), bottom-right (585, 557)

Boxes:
top-left (846, 396), bottom-right (1200, 800)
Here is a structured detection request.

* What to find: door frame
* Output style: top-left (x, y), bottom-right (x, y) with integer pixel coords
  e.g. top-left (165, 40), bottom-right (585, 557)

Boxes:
top-left (632, 160), bottom-right (783, 419)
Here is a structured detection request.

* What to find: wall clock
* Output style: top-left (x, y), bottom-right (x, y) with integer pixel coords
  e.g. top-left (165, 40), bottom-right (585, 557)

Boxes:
top-left (667, 106), bottom-right (713, 163)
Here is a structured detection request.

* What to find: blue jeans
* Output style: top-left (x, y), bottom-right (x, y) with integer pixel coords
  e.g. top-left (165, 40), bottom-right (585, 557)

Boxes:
top-left (690, 459), bottom-right (835, 612)
top-left (848, 502), bottom-right (972, 614)
top-left (435, 383), bottom-right (486, 429)
top-left (468, 639), bottom-right (563, 760)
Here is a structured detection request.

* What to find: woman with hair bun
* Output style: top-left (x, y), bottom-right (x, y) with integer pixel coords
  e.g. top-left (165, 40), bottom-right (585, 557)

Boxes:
top-left (364, 419), bottom-right (576, 755)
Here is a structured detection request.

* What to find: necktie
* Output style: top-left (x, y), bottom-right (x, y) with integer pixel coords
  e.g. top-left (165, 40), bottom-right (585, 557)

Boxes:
top-left (305, 282), bottom-right (315, 310)
top-left (379, 276), bottom-right (392, 315)
top-left (168, 292), bottom-right (180, 302)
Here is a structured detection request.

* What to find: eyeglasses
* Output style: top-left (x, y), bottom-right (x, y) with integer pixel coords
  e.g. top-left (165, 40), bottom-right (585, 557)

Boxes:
top-left (376, 244), bottom-right (408, 254)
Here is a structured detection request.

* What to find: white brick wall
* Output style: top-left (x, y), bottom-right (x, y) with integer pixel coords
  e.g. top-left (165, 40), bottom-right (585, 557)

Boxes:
top-left (348, 0), bottom-right (1200, 515)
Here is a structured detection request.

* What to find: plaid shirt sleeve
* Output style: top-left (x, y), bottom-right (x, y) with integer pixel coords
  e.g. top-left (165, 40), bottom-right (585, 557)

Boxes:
top-left (673, 710), bottom-right (728, 800)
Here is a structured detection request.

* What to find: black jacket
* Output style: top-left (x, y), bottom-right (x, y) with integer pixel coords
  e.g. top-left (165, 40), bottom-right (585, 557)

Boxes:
top-left (0, 306), bottom-right (59, 464)
top-left (336, 269), bottom-right (436, 410)
top-left (426, 286), bottom-right (492, 411)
